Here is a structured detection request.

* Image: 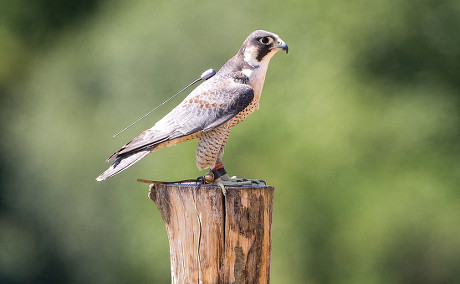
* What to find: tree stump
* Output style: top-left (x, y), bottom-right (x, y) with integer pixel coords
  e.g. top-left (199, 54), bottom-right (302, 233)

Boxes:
top-left (148, 183), bottom-right (274, 284)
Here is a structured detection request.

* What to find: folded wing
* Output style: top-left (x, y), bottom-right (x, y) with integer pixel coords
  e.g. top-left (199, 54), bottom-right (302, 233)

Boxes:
top-left (96, 79), bottom-right (254, 181)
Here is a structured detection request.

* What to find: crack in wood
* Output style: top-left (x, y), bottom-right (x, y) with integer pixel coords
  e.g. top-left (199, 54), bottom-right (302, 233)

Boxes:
top-left (193, 185), bottom-right (203, 282)
top-left (148, 184), bottom-right (274, 283)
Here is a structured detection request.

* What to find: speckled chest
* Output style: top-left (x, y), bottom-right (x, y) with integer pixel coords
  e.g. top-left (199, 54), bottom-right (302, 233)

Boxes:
top-left (230, 64), bottom-right (268, 127)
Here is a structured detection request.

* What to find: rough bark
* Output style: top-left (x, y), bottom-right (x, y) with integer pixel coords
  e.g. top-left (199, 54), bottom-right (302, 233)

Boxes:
top-left (148, 183), bottom-right (274, 284)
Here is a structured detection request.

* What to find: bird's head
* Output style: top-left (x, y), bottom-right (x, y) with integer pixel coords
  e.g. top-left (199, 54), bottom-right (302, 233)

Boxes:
top-left (238, 30), bottom-right (288, 68)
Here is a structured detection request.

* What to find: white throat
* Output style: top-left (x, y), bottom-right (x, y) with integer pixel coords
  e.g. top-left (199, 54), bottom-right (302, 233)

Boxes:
top-left (242, 48), bottom-right (278, 106)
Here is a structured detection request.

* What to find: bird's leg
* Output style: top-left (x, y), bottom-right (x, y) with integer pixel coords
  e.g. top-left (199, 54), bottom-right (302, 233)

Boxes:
top-left (205, 162), bottom-right (230, 195)
top-left (206, 162), bottom-right (265, 196)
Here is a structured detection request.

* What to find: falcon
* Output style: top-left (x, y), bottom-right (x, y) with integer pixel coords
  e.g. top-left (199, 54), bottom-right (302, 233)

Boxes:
top-left (96, 30), bottom-right (288, 189)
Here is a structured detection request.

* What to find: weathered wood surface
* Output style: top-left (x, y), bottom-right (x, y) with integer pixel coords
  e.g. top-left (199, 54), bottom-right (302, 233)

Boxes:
top-left (148, 183), bottom-right (274, 284)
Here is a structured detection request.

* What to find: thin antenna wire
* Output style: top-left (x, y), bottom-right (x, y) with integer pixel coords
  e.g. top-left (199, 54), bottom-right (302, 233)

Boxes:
top-left (113, 68), bottom-right (216, 138)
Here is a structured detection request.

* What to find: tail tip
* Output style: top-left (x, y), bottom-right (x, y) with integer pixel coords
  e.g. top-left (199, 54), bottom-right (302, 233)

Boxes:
top-left (96, 175), bottom-right (106, 182)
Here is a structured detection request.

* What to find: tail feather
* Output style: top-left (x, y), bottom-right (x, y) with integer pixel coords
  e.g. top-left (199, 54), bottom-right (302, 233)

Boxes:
top-left (96, 150), bottom-right (150, 181)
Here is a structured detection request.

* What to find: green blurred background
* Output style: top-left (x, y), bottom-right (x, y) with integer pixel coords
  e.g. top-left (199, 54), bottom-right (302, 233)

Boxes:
top-left (1, 0), bottom-right (459, 283)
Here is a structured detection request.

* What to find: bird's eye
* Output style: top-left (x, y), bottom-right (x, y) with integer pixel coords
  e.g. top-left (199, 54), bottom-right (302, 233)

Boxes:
top-left (259, 37), bottom-right (273, 45)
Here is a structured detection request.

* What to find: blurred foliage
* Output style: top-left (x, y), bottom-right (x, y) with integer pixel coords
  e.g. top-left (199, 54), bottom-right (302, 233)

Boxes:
top-left (1, 0), bottom-right (459, 283)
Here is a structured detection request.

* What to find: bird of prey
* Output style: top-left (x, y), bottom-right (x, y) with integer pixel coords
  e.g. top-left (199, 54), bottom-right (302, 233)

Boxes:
top-left (96, 30), bottom-right (288, 189)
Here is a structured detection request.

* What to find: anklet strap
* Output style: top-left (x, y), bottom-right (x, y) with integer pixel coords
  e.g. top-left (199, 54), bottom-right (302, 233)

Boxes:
top-left (214, 162), bottom-right (225, 170)
top-left (211, 166), bottom-right (227, 180)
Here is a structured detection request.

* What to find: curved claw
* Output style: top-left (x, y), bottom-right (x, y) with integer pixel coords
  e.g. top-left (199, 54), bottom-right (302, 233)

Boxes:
top-left (257, 179), bottom-right (266, 185)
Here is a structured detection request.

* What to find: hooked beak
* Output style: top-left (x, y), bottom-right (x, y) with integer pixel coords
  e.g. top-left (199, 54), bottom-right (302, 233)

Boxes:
top-left (276, 39), bottom-right (288, 54)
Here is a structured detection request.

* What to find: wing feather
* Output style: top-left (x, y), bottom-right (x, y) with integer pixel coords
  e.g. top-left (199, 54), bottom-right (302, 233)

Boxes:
top-left (106, 78), bottom-right (253, 162)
